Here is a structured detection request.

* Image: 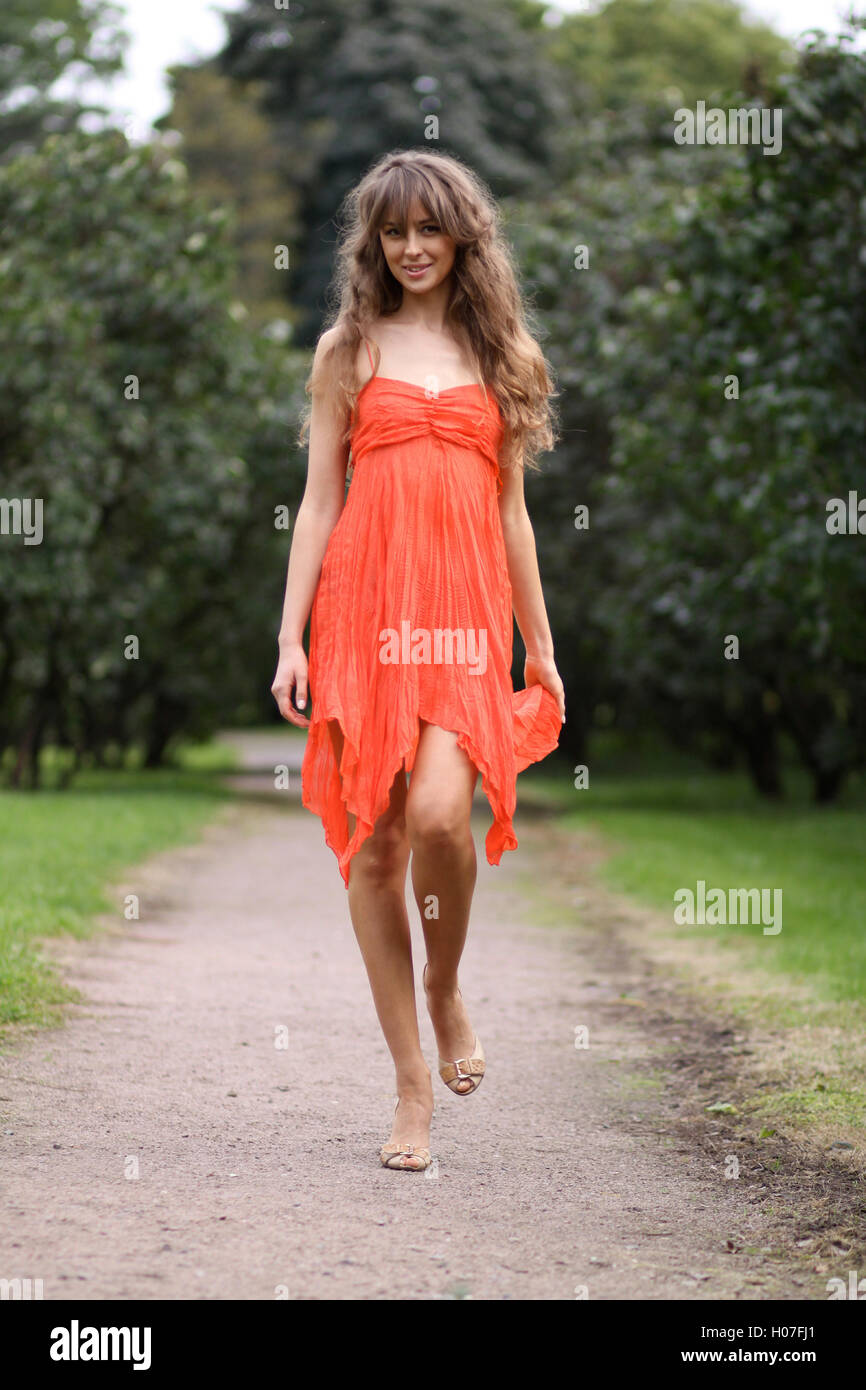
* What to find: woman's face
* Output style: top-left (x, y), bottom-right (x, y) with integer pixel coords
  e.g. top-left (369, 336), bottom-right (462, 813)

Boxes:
top-left (378, 197), bottom-right (456, 296)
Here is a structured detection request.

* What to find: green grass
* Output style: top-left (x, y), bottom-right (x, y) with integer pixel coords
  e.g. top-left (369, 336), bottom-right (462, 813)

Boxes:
top-left (0, 744), bottom-right (236, 1035)
top-left (546, 740), bottom-right (866, 1005)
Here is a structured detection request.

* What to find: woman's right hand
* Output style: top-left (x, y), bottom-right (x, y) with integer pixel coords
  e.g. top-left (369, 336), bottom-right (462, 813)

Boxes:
top-left (271, 641), bottom-right (311, 729)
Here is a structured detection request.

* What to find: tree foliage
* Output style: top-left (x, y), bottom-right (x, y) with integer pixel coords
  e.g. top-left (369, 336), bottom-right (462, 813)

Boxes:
top-left (0, 131), bottom-right (307, 785)
top-left (156, 63), bottom-right (299, 330)
top-left (597, 27), bottom-right (866, 800)
top-left (0, 0), bottom-right (125, 159)
top-left (545, 0), bottom-right (792, 114)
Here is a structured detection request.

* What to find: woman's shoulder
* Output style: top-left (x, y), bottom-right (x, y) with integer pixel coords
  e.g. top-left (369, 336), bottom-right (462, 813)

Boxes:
top-left (313, 324), bottom-right (344, 364)
top-left (310, 325), bottom-right (366, 397)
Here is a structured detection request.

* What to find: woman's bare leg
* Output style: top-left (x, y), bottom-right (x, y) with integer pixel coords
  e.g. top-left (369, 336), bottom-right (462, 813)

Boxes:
top-left (405, 720), bottom-right (480, 1093)
top-left (327, 719), bottom-right (432, 1166)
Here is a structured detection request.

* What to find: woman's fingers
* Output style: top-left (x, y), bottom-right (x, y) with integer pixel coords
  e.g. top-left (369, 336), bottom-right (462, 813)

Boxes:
top-left (271, 661), bottom-right (311, 728)
top-left (278, 692), bottom-right (310, 729)
top-left (524, 656), bottom-right (566, 726)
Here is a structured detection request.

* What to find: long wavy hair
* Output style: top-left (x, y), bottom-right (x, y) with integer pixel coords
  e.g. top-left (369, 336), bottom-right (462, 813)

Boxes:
top-left (297, 148), bottom-right (558, 472)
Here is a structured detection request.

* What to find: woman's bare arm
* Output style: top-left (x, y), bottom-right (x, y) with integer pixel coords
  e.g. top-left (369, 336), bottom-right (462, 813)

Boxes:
top-left (497, 457), bottom-right (566, 723)
top-left (272, 329), bottom-right (350, 727)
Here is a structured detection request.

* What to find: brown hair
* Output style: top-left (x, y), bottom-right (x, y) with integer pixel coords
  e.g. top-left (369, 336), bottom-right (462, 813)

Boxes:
top-left (297, 147), bottom-right (558, 472)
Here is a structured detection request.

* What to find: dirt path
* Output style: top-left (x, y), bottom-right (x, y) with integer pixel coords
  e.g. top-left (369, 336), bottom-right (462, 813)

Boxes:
top-left (0, 735), bottom-right (845, 1300)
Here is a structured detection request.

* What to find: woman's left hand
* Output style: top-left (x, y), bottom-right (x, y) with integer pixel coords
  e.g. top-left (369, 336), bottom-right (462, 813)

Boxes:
top-left (524, 653), bottom-right (566, 725)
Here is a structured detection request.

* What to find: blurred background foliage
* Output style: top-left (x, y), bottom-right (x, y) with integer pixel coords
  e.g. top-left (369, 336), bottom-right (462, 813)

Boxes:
top-left (0, 0), bottom-right (126, 158)
top-left (1, 0), bottom-right (864, 803)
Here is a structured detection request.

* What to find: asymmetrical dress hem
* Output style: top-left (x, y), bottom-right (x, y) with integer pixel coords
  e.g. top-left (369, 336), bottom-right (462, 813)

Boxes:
top-left (302, 682), bottom-right (561, 889)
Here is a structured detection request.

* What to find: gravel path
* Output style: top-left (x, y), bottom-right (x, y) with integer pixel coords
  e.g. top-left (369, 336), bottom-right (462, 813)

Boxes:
top-left (0, 735), bottom-right (817, 1300)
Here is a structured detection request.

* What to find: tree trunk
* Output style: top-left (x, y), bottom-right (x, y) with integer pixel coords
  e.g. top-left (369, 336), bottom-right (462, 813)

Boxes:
top-left (739, 717), bottom-right (783, 799)
top-left (144, 695), bottom-right (182, 768)
top-left (812, 765), bottom-right (846, 803)
top-left (11, 708), bottom-right (38, 789)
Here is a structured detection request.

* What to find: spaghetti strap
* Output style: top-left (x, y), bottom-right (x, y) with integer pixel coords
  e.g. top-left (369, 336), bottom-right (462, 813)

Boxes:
top-left (363, 337), bottom-right (375, 374)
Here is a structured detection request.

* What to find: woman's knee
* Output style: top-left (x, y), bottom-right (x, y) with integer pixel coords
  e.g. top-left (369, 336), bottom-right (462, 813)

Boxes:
top-left (405, 792), bottom-right (472, 853)
top-left (355, 811), bottom-right (409, 883)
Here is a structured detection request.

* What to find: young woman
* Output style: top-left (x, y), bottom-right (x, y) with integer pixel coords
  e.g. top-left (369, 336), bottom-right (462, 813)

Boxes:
top-left (271, 149), bottom-right (565, 1171)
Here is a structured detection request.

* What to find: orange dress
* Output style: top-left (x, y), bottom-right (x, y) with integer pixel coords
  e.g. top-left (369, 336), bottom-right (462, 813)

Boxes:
top-left (301, 342), bottom-right (562, 888)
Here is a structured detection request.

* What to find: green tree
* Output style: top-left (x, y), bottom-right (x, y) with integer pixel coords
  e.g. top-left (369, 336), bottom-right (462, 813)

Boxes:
top-left (545, 0), bottom-right (792, 114)
top-left (0, 0), bottom-right (125, 159)
top-left (598, 25), bottom-right (866, 800)
top-left (156, 63), bottom-right (300, 330)
top-left (0, 130), bottom-right (307, 785)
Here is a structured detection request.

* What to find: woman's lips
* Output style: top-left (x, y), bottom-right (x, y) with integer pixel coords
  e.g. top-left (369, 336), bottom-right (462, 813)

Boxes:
top-left (404, 264), bottom-right (432, 277)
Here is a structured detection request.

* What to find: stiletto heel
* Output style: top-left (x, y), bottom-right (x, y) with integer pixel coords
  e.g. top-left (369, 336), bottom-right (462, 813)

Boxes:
top-left (423, 963), bottom-right (486, 1096)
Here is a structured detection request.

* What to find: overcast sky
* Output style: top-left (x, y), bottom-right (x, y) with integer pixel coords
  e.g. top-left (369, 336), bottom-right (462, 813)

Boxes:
top-left (84, 0), bottom-right (865, 139)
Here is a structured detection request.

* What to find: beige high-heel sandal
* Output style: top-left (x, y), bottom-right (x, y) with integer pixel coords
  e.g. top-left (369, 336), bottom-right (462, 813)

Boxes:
top-left (423, 963), bottom-right (486, 1096)
top-left (379, 1098), bottom-right (432, 1172)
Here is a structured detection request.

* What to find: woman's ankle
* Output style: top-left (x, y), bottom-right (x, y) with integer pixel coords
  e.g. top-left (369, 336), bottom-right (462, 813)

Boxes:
top-left (395, 1065), bottom-right (432, 1098)
top-left (423, 964), bottom-right (460, 997)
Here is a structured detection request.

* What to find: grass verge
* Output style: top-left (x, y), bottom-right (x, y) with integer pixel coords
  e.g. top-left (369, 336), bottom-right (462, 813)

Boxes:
top-left (0, 743), bottom-right (237, 1039)
top-left (521, 743), bottom-right (866, 1145)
